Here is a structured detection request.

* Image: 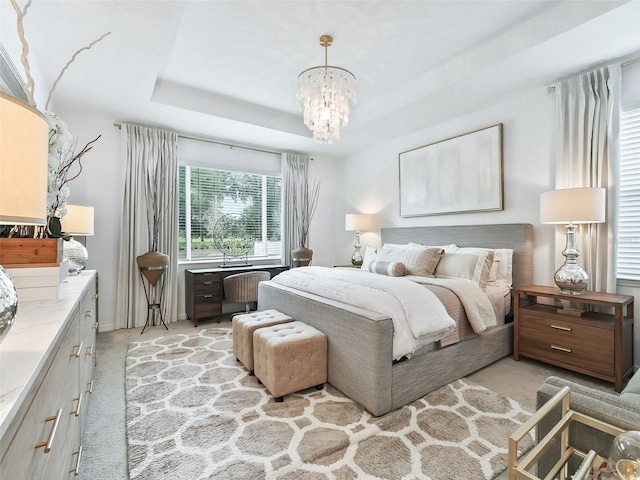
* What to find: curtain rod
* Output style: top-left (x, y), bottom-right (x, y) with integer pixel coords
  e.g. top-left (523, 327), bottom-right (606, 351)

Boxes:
top-left (113, 122), bottom-right (282, 157)
top-left (547, 56), bottom-right (639, 91)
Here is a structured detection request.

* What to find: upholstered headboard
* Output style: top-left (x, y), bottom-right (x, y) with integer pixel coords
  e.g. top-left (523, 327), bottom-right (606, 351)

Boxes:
top-left (380, 223), bottom-right (534, 290)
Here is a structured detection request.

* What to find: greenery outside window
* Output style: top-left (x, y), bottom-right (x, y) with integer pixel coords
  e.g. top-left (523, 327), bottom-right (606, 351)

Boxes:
top-left (178, 165), bottom-right (282, 262)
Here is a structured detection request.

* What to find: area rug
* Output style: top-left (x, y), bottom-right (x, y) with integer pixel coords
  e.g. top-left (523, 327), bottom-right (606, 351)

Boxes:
top-left (125, 328), bottom-right (533, 480)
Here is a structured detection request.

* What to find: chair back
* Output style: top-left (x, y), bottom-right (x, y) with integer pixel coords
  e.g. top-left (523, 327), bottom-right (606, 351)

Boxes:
top-left (223, 271), bottom-right (271, 303)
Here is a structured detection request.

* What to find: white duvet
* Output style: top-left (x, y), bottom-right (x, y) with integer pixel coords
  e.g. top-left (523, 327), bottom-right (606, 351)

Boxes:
top-left (271, 266), bottom-right (457, 360)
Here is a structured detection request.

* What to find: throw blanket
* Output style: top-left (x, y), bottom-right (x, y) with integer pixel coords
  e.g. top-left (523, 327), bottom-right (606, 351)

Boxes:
top-left (407, 276), bottom-right (498, 333)
top-left (271, 266), bottom-right (456, 360)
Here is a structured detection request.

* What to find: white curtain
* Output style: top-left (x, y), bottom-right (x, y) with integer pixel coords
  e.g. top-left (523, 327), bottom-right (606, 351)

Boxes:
top-left (554, 64), bottom-right (621, 293)
top-left (281, 153), bottom-right (310, 266)
top-left (115, 125), bottom-right (179, 329)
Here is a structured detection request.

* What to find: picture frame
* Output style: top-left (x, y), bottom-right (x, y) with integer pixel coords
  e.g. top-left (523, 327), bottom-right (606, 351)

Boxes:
top-left (0, 41), bottom-right (29, 103)
top-left (399, 123), bottom-right (503, 217)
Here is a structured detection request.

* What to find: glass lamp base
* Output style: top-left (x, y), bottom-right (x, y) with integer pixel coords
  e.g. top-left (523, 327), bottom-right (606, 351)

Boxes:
top-left (351, 250), bottom-right (363, 267)
top-left (554, 263), bottom-right (588, 295)
top-left (64, 238), bottom-right (88, 276)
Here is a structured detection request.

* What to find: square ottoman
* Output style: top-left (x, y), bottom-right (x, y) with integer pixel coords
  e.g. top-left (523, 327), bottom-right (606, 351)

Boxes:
top-left (232, 309), bottom-right (293, 374)
top-left (253, 321), bottom-right (327, 402)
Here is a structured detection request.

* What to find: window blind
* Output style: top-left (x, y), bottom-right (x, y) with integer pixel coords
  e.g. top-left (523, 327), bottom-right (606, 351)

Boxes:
top-left (617, 107), bottom-right (640, 280)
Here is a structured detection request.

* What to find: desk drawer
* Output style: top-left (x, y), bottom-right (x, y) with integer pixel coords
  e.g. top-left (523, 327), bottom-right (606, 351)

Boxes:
top-left (194, 300), bottom-right (222, 319)
top-left (193, 281), bottom-right (222, 295)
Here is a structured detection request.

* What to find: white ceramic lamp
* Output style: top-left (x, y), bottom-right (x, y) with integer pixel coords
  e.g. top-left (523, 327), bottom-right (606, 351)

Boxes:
top-left (345, 214), bottom-right (374, 267)
top-left (540, 187), bottom-right (605, 295)
top-left (0, 93), bottom-right (49, 343)
top-left (61, 205), bottom-right (94, 275)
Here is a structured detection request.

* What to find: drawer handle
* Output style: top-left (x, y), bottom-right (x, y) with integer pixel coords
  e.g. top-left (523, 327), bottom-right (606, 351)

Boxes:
top-left (92, 293), bottom-right (99, 300)
top-left (551, 345), bottom-right (572, 353)
top-left (70, 445), bottom-right (83, 475)
top-left (70, 342), bottom-right (84, 358)
top-left (85, 310), bottom-right (93, 318)
top-left (35, 409), bottom-right (63, 453)
top-left (204, 295), bottom-right (213, 298)
top-left (86, 345), bottom-right (94, 357)
top-left (203, 281), bottom-right (213, 285)
top-left (550, 324), bottom-right (572, 332)
top-left (87, 380), bottom-right (94, 394)
top-left (93, 321), bottom-right (99, 330)
top-left (71, 394), bottom-right (83, 417)
top-left (202, 273), bottom-right (213, 276)
top-left (94, 348), bottom-right (99, 361)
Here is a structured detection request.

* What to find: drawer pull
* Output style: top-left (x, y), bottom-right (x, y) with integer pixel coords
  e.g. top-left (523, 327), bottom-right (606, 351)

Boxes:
top-left (93, 321), bottom-right (99, 330)
top-left (203, 281), bottom-right (213, 285)
top-left (86, 345), bottom-right (94, 357)
top-left (551, 345), bottom-right (572, 353)
top-left (70, 342), bottom-right (84, 358)
top-left (70, 445), bottom-right (83, 475)
top-left (85, 310), bottom-right (93, 318)
top-left (550, 324), bottom-right (572, 332)
top-left (87, 379), bottom-right (94, 394)
top-left (71, 394), bottom-right (83, 417)
top-left (92, 293), bottom-right (99, 300)
top-left (35, 409), bottom-right (63, 453)
top-left (204, 295), bottom-right (213, 299)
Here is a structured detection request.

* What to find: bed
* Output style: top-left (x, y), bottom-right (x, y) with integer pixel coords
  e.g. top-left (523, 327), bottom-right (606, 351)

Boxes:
top-left (257, 223), bottom-right (534, 416)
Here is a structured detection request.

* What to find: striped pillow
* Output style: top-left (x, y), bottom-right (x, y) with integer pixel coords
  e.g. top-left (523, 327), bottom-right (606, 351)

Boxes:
top-left (367, 260), bottom-right (407, 277)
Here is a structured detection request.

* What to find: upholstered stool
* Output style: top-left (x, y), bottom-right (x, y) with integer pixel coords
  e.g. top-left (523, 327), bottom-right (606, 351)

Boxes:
top-left (253, 321), bottom-right (327, 402)
top-left (232, 309), bottom-right (293, 374)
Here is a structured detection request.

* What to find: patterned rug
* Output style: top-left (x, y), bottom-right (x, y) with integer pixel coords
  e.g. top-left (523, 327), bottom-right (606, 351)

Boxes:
top-left (125, 328), bottom-right (533, 480)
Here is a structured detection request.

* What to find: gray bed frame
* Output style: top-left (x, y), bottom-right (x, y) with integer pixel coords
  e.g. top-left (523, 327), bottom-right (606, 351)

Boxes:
top-left (258, 223), bottom-right (534, 416)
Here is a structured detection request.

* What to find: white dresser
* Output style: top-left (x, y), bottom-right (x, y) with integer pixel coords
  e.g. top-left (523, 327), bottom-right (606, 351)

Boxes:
top-left (0, 271), bottom-right (98, 479)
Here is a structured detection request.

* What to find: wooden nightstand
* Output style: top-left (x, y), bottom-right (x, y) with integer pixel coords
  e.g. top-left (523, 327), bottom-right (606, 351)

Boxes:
top-left (514, 285), bottom-right (634, 392)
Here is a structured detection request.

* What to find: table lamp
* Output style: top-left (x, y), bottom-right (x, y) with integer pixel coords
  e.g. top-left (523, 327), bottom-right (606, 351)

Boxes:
top-left (61, 204), bottom-right (95, 275)
top-left (0, 93), bottom-right (49, 342)
top-left (345, 214), bottom-right (374, 267)
top-left (540, 187), bottom-right (605, 295)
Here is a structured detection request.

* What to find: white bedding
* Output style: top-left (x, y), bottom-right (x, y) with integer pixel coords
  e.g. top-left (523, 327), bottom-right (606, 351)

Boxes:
top-left (271, 266), bottom-right (456, 360)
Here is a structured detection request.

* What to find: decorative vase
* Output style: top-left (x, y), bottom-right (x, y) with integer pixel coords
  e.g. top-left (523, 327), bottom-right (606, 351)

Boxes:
top-left (291, 246), bottom-right (313, 267)
top-left (0, 266), bottom-right (18, 344)
top-left (136, 250), bottom-right (169, 286)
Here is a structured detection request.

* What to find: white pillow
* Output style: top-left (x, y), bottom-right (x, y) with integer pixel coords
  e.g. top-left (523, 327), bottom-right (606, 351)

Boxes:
top-left (409, 242), bottom-right (459, 253)
top-left (434, 250), bottom-right (494, 288)
top-left (456, 247), bottom-right (514, 286)
top-left (381, 243), bottom-right (412, 250)
top-left (360, 246), bottom-right (378, 271)
top-left (376, 246), bottom-right (444, 277)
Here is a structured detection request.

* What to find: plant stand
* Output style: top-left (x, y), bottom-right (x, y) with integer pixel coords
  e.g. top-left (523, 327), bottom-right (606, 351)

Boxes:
top-left (138, 265), bottom-right (168, 334)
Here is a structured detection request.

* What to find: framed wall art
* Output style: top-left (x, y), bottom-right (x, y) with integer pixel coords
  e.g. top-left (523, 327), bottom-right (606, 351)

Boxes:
top-left (399, 123), bottom-right (503, 217)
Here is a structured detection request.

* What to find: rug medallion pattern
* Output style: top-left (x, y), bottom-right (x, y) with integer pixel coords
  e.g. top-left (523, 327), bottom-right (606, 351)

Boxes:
top-left (125, 328), bottom-right (532, 480)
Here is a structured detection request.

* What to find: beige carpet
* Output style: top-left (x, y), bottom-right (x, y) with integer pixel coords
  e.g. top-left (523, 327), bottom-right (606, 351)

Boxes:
top-left (125, 328), bottom-right (533, 480)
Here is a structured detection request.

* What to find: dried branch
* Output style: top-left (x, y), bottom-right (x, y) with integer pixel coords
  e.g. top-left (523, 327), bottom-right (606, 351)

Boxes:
top-left (45, 31), bottom-right (111, 110)
top-left (10, 0), bottom-right (35, 105)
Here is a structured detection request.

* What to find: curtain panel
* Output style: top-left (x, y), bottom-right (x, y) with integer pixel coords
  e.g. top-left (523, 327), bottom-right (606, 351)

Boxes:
top-left (554, 64), bottom-right (621, 293)
top-left (115, 124), bottom-right (179, 329)
top-left (281, 153), bottom-right (310, 266)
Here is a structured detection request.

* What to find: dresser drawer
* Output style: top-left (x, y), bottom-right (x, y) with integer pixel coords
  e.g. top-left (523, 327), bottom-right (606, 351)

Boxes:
top-left (193, 280), bottom-right (222, 295)
top-left (194, 301), bottom-right (222, 319)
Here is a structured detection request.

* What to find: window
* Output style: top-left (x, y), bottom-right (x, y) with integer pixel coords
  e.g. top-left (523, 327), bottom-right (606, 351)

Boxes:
top-left (178, 165), bottom-right (282, 262)
top-left (617, 106), bottom-right (640, 281)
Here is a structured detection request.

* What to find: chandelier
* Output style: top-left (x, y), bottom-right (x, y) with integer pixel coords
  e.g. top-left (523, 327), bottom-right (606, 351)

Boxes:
top-left (296, 35), bottom-right (357, 144)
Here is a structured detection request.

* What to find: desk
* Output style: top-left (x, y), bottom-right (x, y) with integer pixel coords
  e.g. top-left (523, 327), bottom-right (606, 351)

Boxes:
top-left (185, 264), bottom-right (289, 326)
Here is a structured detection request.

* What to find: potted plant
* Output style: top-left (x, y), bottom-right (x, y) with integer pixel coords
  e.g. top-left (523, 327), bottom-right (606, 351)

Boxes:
top-left (291, 177), bottom-right (320, 267)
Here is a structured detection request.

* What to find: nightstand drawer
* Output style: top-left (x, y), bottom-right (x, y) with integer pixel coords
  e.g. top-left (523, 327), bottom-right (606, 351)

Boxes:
top-left (518, 312), bottom-right (613, 351)
top-left (519, 333), bottom-right (614, 377)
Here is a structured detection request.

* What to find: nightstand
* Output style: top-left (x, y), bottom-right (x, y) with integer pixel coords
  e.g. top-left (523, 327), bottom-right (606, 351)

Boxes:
top-left (514, 285), bottom-right (634, 392)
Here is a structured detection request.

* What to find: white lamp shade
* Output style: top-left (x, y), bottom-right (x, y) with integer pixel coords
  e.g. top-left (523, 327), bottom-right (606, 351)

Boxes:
top-left (540, 187), bottom-right (606, 224)
top-left (345, 213), bottom-right (374, 231)
top-left (61, 205), bottom-right (94, 235)
top-left (0, 93), bottom-right (48, 225)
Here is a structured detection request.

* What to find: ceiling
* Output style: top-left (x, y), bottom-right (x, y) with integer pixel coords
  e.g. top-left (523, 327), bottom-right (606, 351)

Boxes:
top-left (2, 0), bottom-right (640, 158)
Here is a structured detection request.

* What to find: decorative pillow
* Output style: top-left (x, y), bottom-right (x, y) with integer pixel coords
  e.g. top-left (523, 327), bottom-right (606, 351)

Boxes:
top-left (434, 250), bottom-right (494, 288)
top-left (367, 260), bottom-right (407, 277)
top-left (409, 242), bottom-right (459, 253)
top-left (456, 247), bottom-right (514, 286)
top-left (360, 246), bottom-right (378, 271)
top-left (376, 246), bottom-right (444, 277)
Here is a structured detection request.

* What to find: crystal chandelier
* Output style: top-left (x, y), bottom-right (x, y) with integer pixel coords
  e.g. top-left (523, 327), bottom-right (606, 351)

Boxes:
top-left (296, 35), bottom-right (357, 144)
